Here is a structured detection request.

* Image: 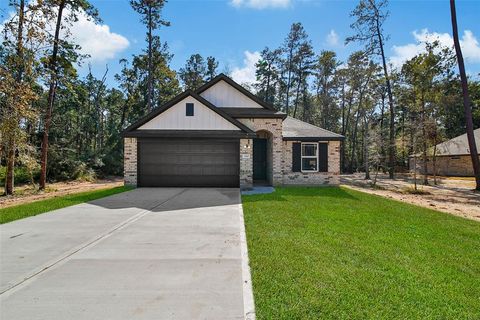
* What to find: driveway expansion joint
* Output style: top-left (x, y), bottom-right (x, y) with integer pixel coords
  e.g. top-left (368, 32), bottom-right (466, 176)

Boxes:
top-left (0, 188), bottom-right (187, 296)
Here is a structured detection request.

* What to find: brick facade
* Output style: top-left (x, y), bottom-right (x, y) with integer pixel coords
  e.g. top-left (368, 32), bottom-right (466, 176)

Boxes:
top-left (123, 123), bottom-right (342, 189)
top-left (282, 140), bottom-right (340, 185)
top-left (238, 118), bottom-right (284, 187)
top-left (409, 154), bottom-right (478, 177)
top-left (124, 137), bottom-right (137, 186)
top-left (240, 138), bottom-right (253, 188)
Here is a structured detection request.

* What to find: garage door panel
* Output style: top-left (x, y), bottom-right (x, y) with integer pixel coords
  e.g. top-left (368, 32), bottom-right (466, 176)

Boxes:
top-left (138, 138), bottom-right (240, 187)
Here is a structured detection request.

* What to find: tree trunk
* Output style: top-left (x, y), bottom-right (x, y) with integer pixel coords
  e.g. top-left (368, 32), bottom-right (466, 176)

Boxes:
top-left (5, 0), bottom-right (26, 195)
top-left (450, 0), bottom-right (480, 191)
top-left (364, 116), bottom-right (370, 180)
top-left (433, 141), bottom-right (438, 185)
top-left (39, 1), bottom-right (65, 190)
top-left (285, 46), bottom-right (294, 114)
top-left (147, 5), bottom-right (153, 111)
top-left (421, 92), bottom-right (428, 185)
top-left (375, 15), bottom-right (396, 179)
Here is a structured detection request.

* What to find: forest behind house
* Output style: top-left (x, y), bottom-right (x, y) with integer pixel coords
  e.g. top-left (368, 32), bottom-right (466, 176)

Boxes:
top-left (1, 0), bottom-right (479, 195)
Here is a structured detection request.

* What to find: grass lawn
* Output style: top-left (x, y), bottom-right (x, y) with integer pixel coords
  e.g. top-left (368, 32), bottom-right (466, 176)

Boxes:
top-left (242, 187), bottom-right (480, 319)
top-left (0, 186), bottom-right (133, 224)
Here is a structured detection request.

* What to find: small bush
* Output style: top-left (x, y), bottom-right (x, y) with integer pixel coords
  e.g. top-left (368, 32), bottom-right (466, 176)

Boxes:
top-left (0, 166), bottom-right (40, 185)
top-left (401, 186), bottom-right (431, 195)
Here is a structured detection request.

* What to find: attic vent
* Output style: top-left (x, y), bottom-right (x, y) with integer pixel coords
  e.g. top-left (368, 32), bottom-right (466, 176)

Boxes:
top-left (186, 103), bottom-right (194, 116)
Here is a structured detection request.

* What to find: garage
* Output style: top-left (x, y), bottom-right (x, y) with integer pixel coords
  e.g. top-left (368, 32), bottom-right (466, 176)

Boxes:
top-left (137, 138), bottom-right (240, 187)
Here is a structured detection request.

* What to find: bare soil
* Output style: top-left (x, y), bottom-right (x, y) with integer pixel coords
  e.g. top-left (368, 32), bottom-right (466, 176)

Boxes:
top-left (341, 173), bottom-right (480, 222)
top-left (0, 177), bottom-right (124, 209)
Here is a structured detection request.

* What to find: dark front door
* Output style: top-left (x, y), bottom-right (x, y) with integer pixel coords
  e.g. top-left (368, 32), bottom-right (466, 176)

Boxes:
top-left (137, 138), bottom-right (240, 187)
top-left (253, 138), bottom-right (267, 182)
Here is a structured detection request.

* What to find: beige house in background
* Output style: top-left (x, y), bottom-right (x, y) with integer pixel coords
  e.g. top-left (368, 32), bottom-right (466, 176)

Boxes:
top-left (409, 128), bottom-right (480, 177)
top-left (122, 74), bottom-right (344, 189)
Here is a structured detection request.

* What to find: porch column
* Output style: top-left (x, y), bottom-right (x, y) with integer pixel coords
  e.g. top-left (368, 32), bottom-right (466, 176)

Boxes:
top-left (240, 138), bottom-right (253, 189)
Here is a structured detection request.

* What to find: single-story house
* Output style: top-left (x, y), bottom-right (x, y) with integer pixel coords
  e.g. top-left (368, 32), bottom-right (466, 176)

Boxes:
top-left (409, 128), bottom-right (480, 177)
top-left (122, 74), bottom-right (344, 189)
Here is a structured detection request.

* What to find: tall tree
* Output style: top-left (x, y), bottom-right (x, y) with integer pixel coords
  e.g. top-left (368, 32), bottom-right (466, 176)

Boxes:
top-left (292, 42), bottom-right (315, 118)
top-left (39, 0), bottom-right (98, 190)
top-left (347, 0), bottom-right (396, 179)
top-left (130, 0), bottom-right (170, 111)
top-left (206, 56), bottom-right (219, 81)
top-left (1, 0), bottom-right (42, 194)
top-left (450, 0), bottom-right (480, 190)
top-left (281, 22), bottom-right (309, 115)
top-left (116, 40), bottom-right (180, 119)
top-left (313, 50), bottom-right (341, 130)
top-left (178, 54), bottom-right (207, 90)
top-left (401, 42), bottom-right (454, 185)
top-left (255, 47), bottom-right (281, 107)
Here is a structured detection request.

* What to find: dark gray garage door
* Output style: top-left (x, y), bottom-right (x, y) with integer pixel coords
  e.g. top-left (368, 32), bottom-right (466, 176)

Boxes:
top-left (138, 138), bottom-right (240, 187)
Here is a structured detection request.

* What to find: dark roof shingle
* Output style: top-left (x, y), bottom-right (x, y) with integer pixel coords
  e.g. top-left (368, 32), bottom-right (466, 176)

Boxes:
top-left (282, 116), bottom-right (344, 140)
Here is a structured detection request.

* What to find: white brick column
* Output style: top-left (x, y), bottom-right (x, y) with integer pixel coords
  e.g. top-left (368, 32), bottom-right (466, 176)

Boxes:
top-left (240, 139), bottom-right (253, 189)
top-left (124, 137), bottom-right (137, 186)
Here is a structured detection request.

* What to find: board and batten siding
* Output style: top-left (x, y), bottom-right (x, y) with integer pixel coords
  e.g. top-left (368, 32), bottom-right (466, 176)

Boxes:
top-left (138, 96), bottom-right (240, 131)
top-left (200, 80), bottom-right (263, 108)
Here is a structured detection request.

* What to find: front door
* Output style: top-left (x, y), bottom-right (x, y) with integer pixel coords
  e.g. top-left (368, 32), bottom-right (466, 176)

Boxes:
top-left (253, 138), bottom-right (267, 182)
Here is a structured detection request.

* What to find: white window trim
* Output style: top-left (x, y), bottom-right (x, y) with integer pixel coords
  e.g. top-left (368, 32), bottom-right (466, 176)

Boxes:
top-left (301, 142), bottom-right (318, 172)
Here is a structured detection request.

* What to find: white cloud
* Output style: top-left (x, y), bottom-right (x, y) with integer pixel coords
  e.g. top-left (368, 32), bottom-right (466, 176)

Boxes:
top-left (69, 10), bottom-right (130, 62)
top-left (326, 29), bottom-right (339, 47)
top-left (230, 0), bottom-right (291, 9)
top-left (390, 29), bottom-right (480, 69)
top-left (230, 50), bottom-right (261, 85)
top-left (0, 4), bottom-right (129, 63)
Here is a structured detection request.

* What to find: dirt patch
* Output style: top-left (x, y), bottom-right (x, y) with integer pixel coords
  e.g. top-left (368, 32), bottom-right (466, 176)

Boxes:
top-left (0, 178), bottom-right (124, 209)
top-left (341, 173), bottom-right (480, 222)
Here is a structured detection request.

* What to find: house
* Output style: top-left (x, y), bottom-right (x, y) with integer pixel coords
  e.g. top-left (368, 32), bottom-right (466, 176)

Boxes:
top-left (409, 128), bottom-right (480, 177)
top-left (122, 74), bottom-right (344, 188)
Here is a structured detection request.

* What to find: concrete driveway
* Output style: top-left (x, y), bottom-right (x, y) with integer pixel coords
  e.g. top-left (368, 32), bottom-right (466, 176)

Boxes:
top-left (0, 188), bottom-right (253, 320)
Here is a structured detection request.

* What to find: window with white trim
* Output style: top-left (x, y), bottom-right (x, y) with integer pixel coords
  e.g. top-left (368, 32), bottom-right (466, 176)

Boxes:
top-left (301, 142), bottom-right (318, 172)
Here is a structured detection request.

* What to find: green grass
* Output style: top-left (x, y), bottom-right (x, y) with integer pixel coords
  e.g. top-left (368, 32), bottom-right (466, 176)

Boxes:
top-left (242, 187), bottom-right (480, 319)
top-left (0, 186), bottom-right (133, 224)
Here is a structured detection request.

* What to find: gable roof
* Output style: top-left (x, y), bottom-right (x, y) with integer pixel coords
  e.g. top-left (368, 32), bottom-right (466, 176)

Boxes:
top-left (282, 116), bottom-right (344, 141)
top-left (196, 74), bottom-right (277, 111)
top-left (411, 128), bottom-right (480, 157)
top-left (122, 90), bottom-right (256, 137)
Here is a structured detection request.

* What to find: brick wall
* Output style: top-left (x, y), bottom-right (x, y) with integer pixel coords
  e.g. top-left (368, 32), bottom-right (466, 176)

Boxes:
top-left (238, 118), bottom-right (283, 186)
top-left (240, 138), bottom-right (253, 188)
top-left (282, 140), bottom-right (341, 185)
top-left (124, 137), bottom-right (137, 186)
top-left (409, 154), bottom-right (478, 177)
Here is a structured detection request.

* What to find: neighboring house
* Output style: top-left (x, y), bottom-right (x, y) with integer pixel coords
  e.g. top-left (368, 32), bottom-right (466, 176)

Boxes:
top-left (409, 128), bottom-right (480, 177)
top-left (122, 74), bottom-right (344, 188)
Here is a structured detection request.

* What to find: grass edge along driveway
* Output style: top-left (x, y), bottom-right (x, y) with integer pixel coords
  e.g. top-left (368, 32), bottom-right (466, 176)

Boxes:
top-left (0, 186), bottom-right (133, 224)
top-left (242, 186), bottom-right (480, 320)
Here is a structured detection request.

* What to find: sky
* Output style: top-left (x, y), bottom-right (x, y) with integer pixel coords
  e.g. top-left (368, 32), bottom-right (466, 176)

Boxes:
top-left (1, 0), bottom-right (480, 88)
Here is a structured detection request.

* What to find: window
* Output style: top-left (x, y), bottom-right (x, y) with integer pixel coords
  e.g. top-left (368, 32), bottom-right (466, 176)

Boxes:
top-left (186, 103), bottom-right (194, 116)
top-left (301, 142), bottom-right (318, 172)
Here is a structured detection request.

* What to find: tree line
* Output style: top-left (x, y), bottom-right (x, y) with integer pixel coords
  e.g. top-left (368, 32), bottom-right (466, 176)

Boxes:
top-left (1, 0), bottom-right (479, 195)
top-left (252, 0), bottom-right (479, 189)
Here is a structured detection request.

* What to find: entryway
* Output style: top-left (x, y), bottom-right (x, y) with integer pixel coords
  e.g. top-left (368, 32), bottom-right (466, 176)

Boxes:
top-left (253, 130), bottom-right (273, 186)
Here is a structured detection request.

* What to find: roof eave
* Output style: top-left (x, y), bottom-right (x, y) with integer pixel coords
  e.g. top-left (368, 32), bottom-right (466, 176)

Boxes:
top-left (122, 130), bottom-right (257, 139)
top-left (282, 136), bottom-right (345, 141)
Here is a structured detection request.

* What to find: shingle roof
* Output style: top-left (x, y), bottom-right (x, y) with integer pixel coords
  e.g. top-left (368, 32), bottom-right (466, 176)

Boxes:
top-left (219, 107), bottom-right (287, 119)
top-left (421, 128), bottom-right (480, 156)
top-left (282, 116), bottom-right (344, 141)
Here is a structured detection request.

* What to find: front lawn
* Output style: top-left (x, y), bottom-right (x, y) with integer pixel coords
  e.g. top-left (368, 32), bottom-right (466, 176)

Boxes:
top-left (242, 187), bottom-right (480, 319)
top-left (0, 186), bottom-right (133, 224)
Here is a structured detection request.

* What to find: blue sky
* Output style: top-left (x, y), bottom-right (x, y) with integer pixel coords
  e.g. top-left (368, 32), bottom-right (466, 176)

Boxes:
top-left (2, 0), bottom-right (480, 87)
